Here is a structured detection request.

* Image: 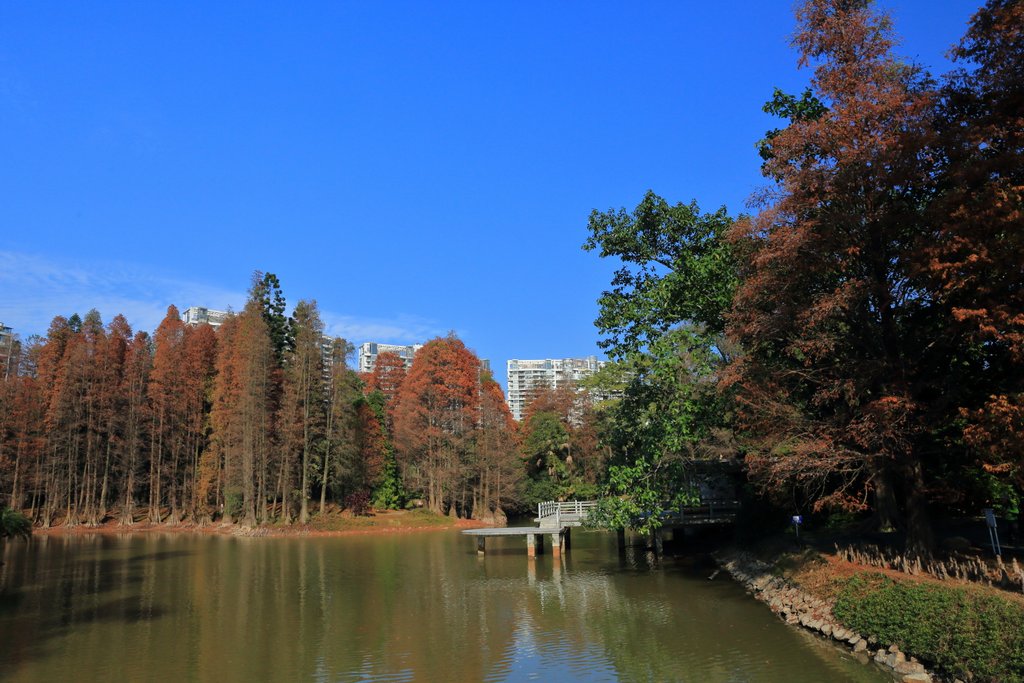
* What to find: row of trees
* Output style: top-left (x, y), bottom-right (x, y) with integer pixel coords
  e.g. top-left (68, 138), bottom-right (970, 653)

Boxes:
top-left (583, 0), bottom-right (1022, 551)
top-left (0, 272), bottom-right (536, 526)
top-left (374, 337), bottom-right (524, 520)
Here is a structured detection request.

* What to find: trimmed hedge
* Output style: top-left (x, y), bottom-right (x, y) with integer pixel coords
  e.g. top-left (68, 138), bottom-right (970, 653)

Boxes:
top-left (833, 572), bottom-right (1024, 683)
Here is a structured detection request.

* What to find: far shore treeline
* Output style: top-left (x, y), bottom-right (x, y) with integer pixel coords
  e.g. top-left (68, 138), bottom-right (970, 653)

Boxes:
top-left (0, 272), bottom-right (537, 527)
top-left (1, 0), bottom-right (1022, 554)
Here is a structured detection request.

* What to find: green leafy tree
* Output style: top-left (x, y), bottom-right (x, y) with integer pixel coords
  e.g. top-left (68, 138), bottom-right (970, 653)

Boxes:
top-left (521, 411), bottom-right (570, 501)
top-left (583, 190), bottom-right (738, 359)
top-left (583, 193), bottom-right (739, 530)
top-left (589, 329), bottom-right (728, 534)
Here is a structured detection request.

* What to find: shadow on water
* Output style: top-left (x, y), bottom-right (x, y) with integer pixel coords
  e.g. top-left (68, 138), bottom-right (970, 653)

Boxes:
top-left (0, 587), bottom-right (25, 615)
top-left (55, 595), bottom-right (170, 627)
top-left (0, 595), bottom-right (173, 677)
top-left (126, 550), bottom-right (193, 564)
top-left (0, 538), bottom-right (176, 674)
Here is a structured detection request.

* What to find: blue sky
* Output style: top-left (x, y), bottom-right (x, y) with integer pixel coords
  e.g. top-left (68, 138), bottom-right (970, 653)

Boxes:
top-left (0, 1), bottom-right (981, 391)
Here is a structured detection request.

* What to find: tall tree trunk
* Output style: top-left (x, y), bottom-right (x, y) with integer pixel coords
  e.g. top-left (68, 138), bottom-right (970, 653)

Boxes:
top-left (123, 442), bottom-right (136, 525)
top-left (320, 396), bottom-right (333, 516)
top-left (150, 411), bottom-right (163, 523)
top-left (903, 458), bottom-right (933, 556)
top-left (870, 460), bottom-right (901, 532)
top-left (300, 386), bottom-right (311, 524)
top-left (168, 442), bottom-right (180, 525)
top-left (98, 439), bottom-right (111, 523)
top-left (10, 437), bottom-right (23, 511)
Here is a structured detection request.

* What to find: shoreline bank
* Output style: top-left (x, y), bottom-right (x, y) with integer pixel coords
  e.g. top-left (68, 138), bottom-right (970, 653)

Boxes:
top-left (714, 545), bottom-right (1024, 683)
top-left (714, 549), bottom-right (934, 682)
top-left (27, 509), bottom-right (490, 539)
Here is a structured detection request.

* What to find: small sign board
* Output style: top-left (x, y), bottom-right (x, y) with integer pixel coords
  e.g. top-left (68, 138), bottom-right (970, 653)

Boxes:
top-left (792, 515), bottom-right (803, 525)
top-left (983, 508), bottom-right (1002, 556)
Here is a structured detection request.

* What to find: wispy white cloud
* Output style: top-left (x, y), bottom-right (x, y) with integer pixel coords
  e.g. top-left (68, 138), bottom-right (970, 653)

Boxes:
top-left (321, 313), bottom-right (447, 346)
top-left (0, 250), bottom-right (245, 337)
top-left (0, 251), bottom-right (446, 345)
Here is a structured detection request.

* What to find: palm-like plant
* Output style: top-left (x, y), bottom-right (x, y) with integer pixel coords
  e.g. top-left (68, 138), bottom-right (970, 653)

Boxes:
top-left (0, 507), bottom-right (32, 540)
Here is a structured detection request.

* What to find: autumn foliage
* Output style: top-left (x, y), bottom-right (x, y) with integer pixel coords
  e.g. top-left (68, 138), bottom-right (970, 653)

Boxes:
top-left (579, 0), bottom-right (1023, 551)
top-left (712, 0), bottom-right (1024, 550)
top-left (0, 275), bottom-right (524, 527)
top-left (391, 333), bottom-right (520, 516)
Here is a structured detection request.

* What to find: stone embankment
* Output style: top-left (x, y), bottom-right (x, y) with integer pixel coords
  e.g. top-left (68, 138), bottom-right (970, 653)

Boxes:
top-left (714, 551), bottom-right (942, 683)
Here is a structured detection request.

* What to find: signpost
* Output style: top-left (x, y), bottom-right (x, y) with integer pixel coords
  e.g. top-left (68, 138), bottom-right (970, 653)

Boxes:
top-left (983, 508), bottom-right (1001, 557)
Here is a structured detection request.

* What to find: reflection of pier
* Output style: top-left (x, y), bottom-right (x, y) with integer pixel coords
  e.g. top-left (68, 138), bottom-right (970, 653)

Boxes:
top-left (462, 499), bottom-right (740, 557)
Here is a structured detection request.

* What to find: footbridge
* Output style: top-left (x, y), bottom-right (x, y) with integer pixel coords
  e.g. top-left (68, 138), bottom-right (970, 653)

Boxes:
top-left (462, 499), bottom-right (740, 557)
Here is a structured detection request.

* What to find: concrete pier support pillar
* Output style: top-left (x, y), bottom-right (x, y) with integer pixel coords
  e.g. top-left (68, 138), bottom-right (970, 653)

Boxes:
top-left (563, 528), bottom-right (572, 550)
top-left (550, 532), bottom-right (562, 558)
top-left (650, 528), bottom-right (664, 556)
top-left (476, 537), bottom-right (486, 555)
top-left (528, 533), bottom-right (546, 557)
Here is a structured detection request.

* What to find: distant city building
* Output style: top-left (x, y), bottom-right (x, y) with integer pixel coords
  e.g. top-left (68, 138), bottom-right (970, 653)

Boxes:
top-left (182, 305), bottom-right (345, 376)
top-left (357, 342), bottom-right (424, 374)
top-left (506, 356), bottom-right (608, 421)
top-left (320, 335), bottom-right (349, 377)
top-left (358, 341), bottom-right (490, 378)
top-left (0, 323), bottom-right (16, 378)
top-left (181, 306), bottom-right (231, 329)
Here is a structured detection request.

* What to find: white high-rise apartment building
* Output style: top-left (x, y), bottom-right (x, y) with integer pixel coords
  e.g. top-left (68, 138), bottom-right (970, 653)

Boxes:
top-left (357, 341), bottom-right (490, 377)
top-left (181, 306), bottom-right (231, 329)
top-left (506, 356), bottom-right (607, 421)
top-left (1, 323), bottom-right (16, 379)
top-left (358, 342), bottom-right (423, 374)
top-left (183, 305), bottom-right (342, 375)
top-left (0, 323), bottom-right (13, 351)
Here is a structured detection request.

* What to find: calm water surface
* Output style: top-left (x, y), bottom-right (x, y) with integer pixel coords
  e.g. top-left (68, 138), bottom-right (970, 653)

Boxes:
top-left (0, 530), bottom-right (891, 682)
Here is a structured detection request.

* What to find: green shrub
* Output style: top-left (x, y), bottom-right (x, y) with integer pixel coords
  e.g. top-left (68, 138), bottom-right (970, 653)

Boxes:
top-left (1, 507), bottom-right (32, 539)
top-left (834, 572), bottom-right (1024, 682)
top-left (224, 490), bottom-right (244, 521)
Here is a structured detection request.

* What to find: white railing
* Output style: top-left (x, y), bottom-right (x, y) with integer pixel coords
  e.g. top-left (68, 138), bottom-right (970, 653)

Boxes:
top-left (535, 499), bottom-right (740, 528)
top-left (536, 500), bottom-right (599, 527)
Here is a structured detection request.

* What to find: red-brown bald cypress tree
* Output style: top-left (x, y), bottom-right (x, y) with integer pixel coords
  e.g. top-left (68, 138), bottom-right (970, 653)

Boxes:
top-left (392, 335), bottom-right (482, 515)
top-left (725, 0), bottom-right (939, 550)
top-left (927, 0), bottom-right (1024, 496)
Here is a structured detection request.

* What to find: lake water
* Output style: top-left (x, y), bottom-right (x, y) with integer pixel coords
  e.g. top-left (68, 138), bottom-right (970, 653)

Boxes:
top-left (0, 529), bottom-right (891, 682)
